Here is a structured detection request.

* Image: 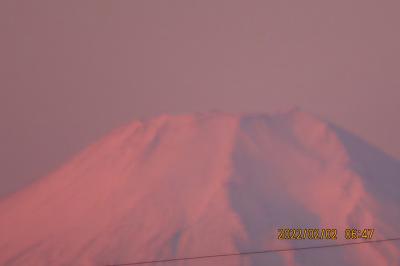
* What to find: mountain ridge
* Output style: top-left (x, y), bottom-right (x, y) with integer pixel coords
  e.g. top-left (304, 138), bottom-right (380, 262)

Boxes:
top-left (1, 110), bottom-right (399, 265)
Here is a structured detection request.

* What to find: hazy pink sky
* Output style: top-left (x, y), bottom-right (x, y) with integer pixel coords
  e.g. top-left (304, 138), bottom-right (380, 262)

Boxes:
top-left (1, 0), bottom-right (399, 196)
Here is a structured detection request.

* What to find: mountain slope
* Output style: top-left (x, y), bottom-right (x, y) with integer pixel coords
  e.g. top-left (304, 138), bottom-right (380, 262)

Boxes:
top-left (0, 110), bottom-right (399, 266)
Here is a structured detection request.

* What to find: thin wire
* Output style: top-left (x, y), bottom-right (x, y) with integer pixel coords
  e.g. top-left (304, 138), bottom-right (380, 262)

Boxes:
top-left (106, 237), bottom-right (400, 266)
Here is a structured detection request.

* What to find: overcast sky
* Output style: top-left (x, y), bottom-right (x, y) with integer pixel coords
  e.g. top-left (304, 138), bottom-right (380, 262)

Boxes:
top-left (1, 0), bottom-right (399, 197)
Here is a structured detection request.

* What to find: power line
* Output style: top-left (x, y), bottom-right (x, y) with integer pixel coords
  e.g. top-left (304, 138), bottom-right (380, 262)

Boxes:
top-left (106, 237), bottom-right (400, 266)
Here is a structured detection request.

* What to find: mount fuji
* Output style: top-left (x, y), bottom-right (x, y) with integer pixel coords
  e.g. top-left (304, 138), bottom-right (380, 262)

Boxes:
top-left (1, 110), bottom-right (399, 265)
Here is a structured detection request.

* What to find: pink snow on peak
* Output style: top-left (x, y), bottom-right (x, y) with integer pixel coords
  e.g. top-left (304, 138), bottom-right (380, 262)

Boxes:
top-left (0, 110), bottom-right (399, 265)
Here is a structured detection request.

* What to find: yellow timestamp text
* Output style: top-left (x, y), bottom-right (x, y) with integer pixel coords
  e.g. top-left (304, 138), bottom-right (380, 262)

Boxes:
top-left (277, 228), bottom-right (338, 240)
top-left (277, 228), bottom-right (375, 240)
top-left (344, 228), bottom-right (374, 240)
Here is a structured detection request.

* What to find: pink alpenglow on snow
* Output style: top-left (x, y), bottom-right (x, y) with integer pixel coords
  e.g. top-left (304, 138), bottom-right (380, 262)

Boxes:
top-left (0, 110), bottom-right (399, 265)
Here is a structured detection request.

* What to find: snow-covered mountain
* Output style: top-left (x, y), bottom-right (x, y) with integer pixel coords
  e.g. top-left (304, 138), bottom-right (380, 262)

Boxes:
top-left (1, 110), bottom-right (399, 266)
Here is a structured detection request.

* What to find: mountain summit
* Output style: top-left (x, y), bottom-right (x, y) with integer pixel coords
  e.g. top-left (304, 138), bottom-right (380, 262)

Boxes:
top-left (1, 110), bottom-right (399, 265)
